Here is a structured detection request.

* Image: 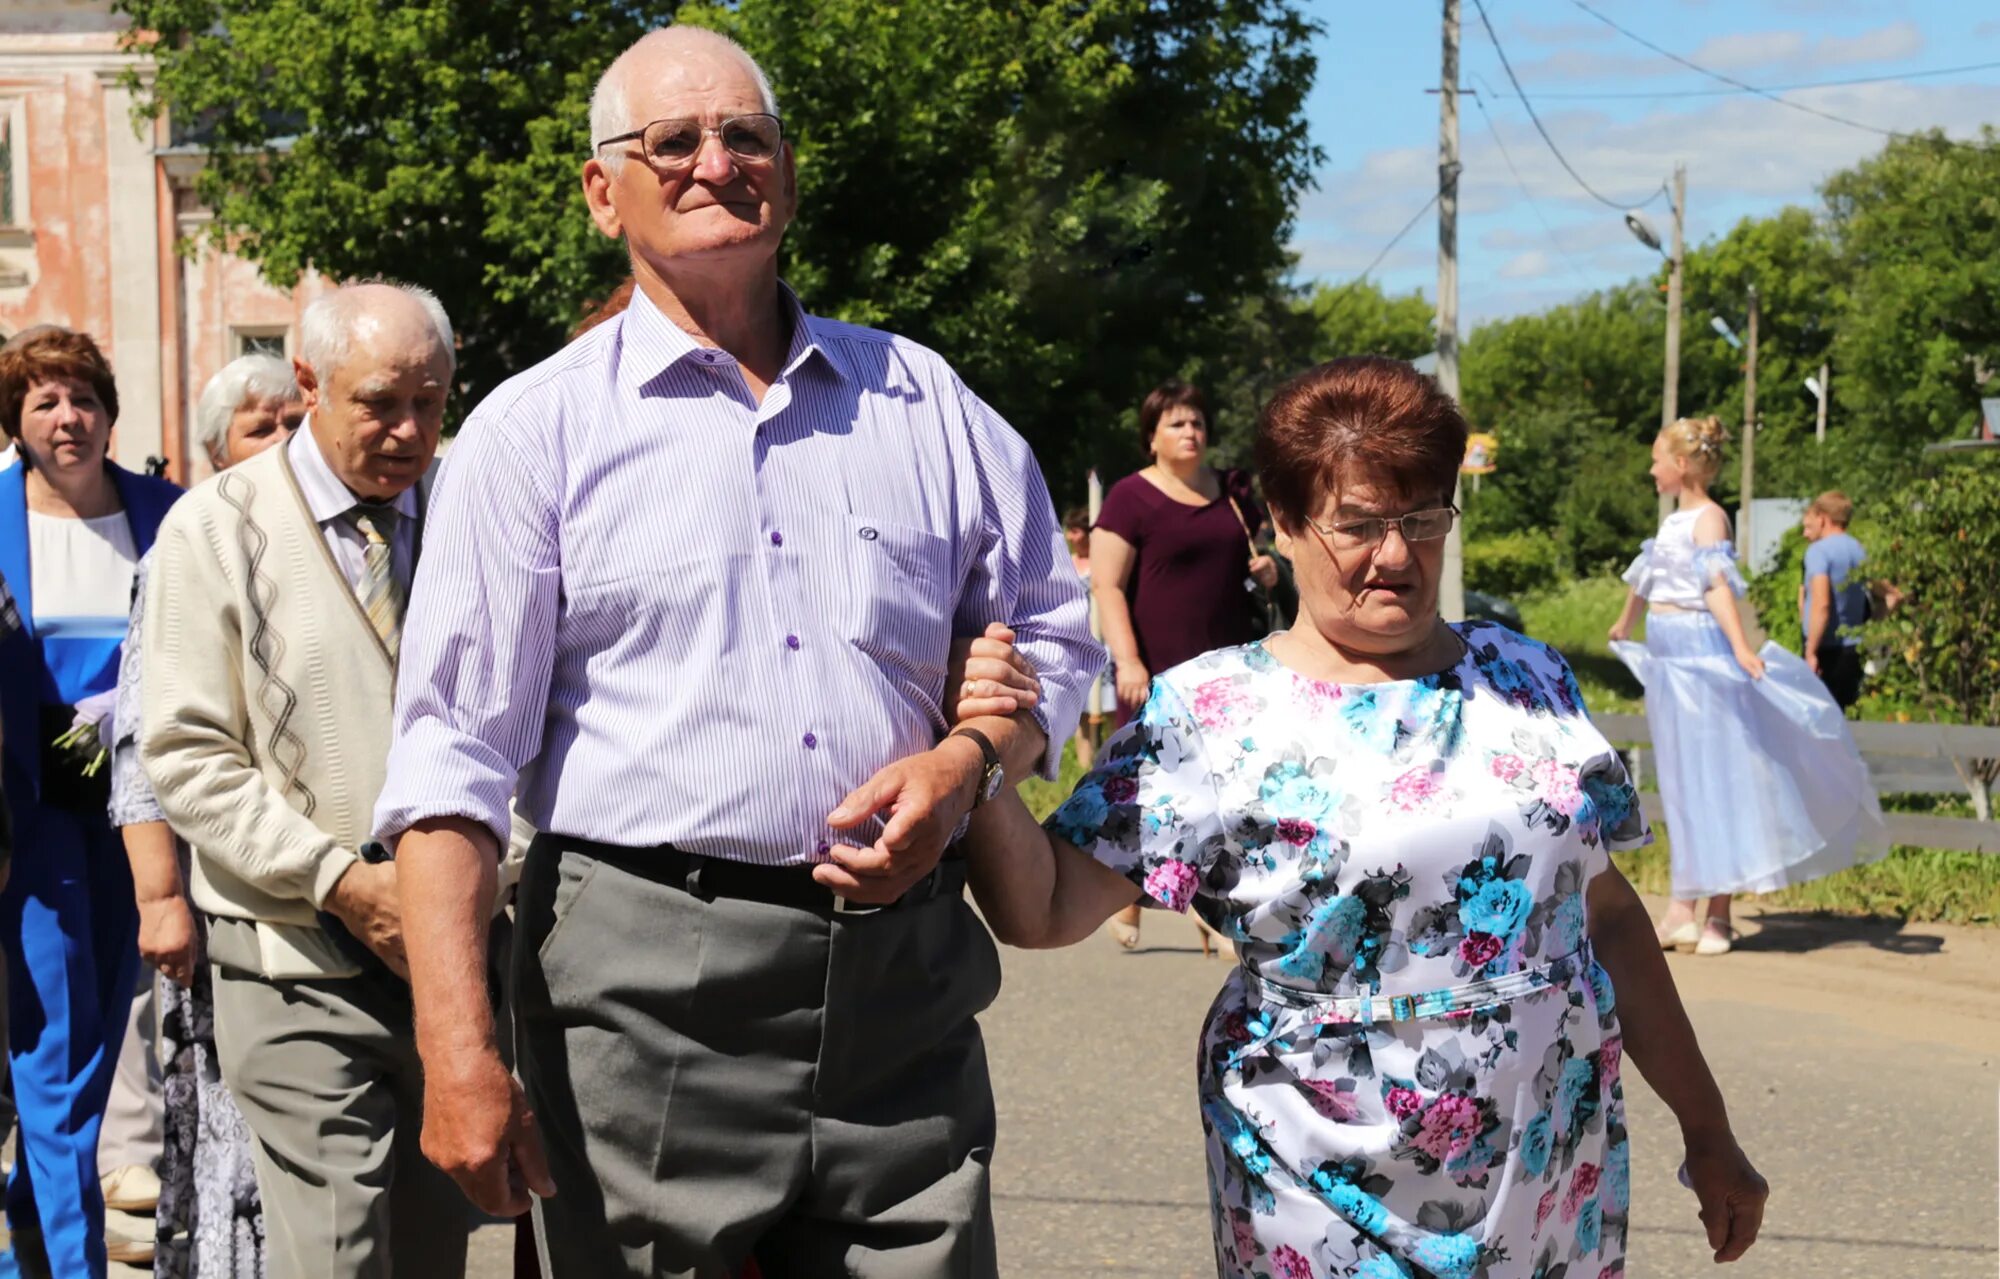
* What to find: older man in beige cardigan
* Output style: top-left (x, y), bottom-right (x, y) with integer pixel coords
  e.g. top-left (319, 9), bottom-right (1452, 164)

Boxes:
top-left (139, 281), bottom-right (468, 1279)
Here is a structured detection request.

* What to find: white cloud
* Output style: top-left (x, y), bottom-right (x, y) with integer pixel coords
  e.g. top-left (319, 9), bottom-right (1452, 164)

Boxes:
top-left (1510, 20), bottom-right (1618, 46)
top-left (1507, 48), bottom-right (1671, 85)
top-left (1691, 30), bottom-right (1808, 70)
top-left (1812, 21), bottom-right (1925, 68)
top-left (1977, 20), bottom-right (2000, 41)
top-left (1498, 250), bottom-right (1555, 279)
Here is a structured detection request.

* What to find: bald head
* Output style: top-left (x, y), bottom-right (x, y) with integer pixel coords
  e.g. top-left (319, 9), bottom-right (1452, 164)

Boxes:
top-left (298, 282), bottom-right (454, 383)
top-left (589, 26), bottom-right (779, 161)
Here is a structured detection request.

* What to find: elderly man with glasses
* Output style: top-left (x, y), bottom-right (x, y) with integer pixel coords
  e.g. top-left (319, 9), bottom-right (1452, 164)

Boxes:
top-left (378, 24), bottom-right (1099, 1279)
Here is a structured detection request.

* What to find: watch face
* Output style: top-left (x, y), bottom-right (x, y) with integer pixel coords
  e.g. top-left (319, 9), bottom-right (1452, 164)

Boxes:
top-left (980, 763), bottom-right (1005, 802)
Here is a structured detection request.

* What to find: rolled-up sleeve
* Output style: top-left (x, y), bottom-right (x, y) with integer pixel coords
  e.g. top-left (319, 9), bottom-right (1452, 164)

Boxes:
top-left (950, 385), bottom-right (1104, 778)
top-left (372, 405), bottom-right (562, 849)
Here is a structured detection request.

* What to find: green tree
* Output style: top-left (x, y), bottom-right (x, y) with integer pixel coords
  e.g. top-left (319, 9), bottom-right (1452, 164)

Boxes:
top-left (1824, 131), bottom-right (2000, 484)
top-left (123, 0), bottom-right (1322, 494)
top-left (1861, 459), bottom-right (2000, 820)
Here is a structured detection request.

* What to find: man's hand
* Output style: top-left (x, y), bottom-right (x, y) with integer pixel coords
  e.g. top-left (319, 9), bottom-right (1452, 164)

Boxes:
top-left (137, 893), bottom-right (200, 987)
top-left (1249, 554), bottom-right (1280, 590)
top-left (815, 737), bottom-right (985, 905)
top-left (1806, 648), bottom-right (1821, 675)
top-left (421, 1047), bottom-right (556, 1218)
top-left (946, 623), bottom-right (1042, 723)
top-left (326, 860), bottom-right (408, 978)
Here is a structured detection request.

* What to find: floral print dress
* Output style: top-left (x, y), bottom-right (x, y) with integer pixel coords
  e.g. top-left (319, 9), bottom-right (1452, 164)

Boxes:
top-left (1048, 623), bottom-right (1650, 1279)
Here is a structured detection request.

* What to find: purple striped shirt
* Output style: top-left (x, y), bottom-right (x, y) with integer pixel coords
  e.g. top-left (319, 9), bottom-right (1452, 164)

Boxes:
top-left (373, 287), bottom-right (1100, 864)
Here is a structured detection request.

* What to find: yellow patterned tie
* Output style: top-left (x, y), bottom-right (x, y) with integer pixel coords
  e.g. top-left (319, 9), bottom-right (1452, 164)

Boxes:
top-left (344, 504), bottom-right (405, 658)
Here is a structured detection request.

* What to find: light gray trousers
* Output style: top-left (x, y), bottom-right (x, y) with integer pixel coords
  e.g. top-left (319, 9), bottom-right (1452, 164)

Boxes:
top-left (208, 917), bottom-right (469, 1279)
top-left (515, 839), bottom-right (1004, 1279)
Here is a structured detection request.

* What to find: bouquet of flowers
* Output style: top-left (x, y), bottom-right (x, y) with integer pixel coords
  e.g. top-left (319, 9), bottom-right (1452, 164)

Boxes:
top-left (51, 689), bottom-right (119, 779)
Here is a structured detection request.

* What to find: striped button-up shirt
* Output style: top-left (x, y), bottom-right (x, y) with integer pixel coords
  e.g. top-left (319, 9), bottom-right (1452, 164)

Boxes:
top-left (374, 286), bottom-right (1100, 864)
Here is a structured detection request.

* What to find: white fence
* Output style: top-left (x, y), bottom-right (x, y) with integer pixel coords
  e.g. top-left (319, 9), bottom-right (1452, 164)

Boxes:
top-left (1591, 712), bottom-right (2000, 855)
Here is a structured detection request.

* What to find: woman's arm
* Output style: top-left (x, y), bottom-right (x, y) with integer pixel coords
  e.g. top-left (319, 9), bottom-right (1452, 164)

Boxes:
top-left (1588, 867), bottom-right (1767, 1262)
top-left (1693, 508), bottom-right (1764, 679)
top-left (1089, 528), bottom-right (1150, 710)
top-left (963, 789), bottom-right (1143, 949)
top-left (123, 820), bottom-right (198, 986)
top-left (1607, 588), bottom-right (1646, 643)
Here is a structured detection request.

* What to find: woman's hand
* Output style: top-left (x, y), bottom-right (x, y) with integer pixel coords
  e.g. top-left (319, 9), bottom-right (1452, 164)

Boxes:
top-left (1606, 620), bottom-right (1631, 644)
top-left (1732, 646), bottom-right (1766, 680)
top-left (1682, 1131), bottom-right (1769, 1263)
top-left (1248, 554), bottom-right (1280, 590)
top-left (1114, 658), bottom-right (1151, 712)
top-left (945, 624), bottom-right (1042, 723)
top-left (137, 893), bottom-right (200, 987)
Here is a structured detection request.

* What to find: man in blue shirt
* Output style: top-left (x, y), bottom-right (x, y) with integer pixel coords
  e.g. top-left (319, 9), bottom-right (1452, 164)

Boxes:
top-left (1799, 491), bottom-right (1868, 708)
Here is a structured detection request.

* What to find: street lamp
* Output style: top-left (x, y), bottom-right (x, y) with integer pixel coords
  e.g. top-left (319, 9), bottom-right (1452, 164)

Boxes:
top-left (1625, 211), bottom-right (1664, 255)
top-left (1710, 316), bottom-right (1742, 350)
top-left (1805, 367), bottom-right (1829, 446)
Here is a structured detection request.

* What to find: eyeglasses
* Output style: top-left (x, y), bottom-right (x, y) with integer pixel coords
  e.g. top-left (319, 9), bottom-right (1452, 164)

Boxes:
top-left (1303, 505), bottom-right (1458, 551)
top-left (594, 114), bottom-right (786, 171)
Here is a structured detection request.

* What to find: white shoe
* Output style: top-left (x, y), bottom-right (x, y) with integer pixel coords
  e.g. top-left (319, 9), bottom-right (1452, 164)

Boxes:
top-left (1694, 921), bottom-right (1736, 956)
top-left (101, 1163), bottom-right (161, 1213)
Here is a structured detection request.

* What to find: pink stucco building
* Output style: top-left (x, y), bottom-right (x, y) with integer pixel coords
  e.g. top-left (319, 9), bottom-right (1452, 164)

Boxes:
top-left (1, 0), bottom-right (328, 485)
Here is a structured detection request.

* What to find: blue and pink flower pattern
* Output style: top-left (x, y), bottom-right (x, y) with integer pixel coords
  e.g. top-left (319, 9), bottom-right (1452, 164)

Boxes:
top-left (1049, 623), bottom-right (1650, 1278)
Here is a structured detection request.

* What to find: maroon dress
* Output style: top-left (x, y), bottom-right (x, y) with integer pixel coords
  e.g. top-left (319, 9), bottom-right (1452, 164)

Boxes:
top-left (1095, 467), bottom-right (1265, 681)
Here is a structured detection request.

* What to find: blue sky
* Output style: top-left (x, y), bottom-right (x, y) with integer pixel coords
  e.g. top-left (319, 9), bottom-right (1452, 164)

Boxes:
top-left (1295, 0), bottom-right (2000, 324)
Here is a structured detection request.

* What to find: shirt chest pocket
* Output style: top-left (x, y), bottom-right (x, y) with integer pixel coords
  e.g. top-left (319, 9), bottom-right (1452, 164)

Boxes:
top-left (841, 514), bottom-right (955, 686)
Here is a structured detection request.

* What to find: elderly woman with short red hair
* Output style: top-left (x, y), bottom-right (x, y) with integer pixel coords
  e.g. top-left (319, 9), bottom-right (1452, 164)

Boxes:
top-left (0, 326), bottom-right (180, 1275)
top-left (958, 358), bottom-right (1766, 1278)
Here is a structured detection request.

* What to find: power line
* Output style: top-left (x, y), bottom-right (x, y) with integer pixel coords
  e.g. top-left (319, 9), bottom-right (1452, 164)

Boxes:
top-left (1342, 190), bottom-right (1441, 285)
top-left (1468, 72), bottom-right (1592, 287)
top-left (1528, 59), bottom-right (2000, 100)
top-left (1469, 0), bottom-right (1669, 211)
top-left (1567, 0), bottom-right (1980, 142)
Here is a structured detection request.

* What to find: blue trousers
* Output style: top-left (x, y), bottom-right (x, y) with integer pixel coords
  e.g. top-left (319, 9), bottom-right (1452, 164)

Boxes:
top-left (0, 799), bottom-right (138, 1279)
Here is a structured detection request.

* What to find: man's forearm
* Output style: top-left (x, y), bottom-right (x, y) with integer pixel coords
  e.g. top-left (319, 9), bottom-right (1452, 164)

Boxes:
top-left (1806, 599), bottom-right (1832, 652)
top-left (398, 817), bottom-right (502, 1069)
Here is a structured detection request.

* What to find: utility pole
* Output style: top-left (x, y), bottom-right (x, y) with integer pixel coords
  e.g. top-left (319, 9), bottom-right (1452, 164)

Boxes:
top-left (1738, 284), bottom-right (1759, 562)
top-left (1437, 0), bottom-right (1466, 622)
top-left (1657, 162), bottom-right (1686, 523)
top-left (1815, 362), bottom-right (1830, 446)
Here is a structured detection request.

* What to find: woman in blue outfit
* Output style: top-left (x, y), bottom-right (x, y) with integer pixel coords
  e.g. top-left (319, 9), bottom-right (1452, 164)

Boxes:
top-left (0, 326), bottom-right (180, 1277)
top-left (1607, 416), bottom-right (1884, 956)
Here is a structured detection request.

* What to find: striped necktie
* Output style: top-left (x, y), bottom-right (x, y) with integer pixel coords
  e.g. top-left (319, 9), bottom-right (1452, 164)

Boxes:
top-left (343, 503), bottom-right (404, 658)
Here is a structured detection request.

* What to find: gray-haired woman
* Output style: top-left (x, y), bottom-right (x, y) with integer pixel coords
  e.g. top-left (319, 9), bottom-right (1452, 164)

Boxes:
top-left (110, 352), bottom-right (300, 1277)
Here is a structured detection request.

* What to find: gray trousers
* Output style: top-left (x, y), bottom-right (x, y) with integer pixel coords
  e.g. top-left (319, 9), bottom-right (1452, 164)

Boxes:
top-left (208, 917), bottom-right (469, 1279)
top-left (99, 976), bottom-right (164, 1177)
top-left (515, 840), bottom-right (1004, 1279)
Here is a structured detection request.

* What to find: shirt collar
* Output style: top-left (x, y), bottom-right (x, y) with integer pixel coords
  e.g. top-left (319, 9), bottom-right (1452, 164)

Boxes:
top-left (615, 282), bottom-right (854, 391)
top-left (289, 418), bottom-right (419, 526)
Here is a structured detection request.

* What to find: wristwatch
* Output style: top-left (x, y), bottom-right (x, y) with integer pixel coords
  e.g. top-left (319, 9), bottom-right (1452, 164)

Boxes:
top-left (950, 727), bottom-right (1005, 808)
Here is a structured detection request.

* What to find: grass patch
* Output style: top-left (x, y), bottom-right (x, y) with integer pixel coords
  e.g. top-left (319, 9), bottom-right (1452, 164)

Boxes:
top-left (1514, 576), bottom-right (1644, 716)
top-left (1019, 738), bottom-right (1088, 823)
top-left (1615, 834), bottom-right (2000, 926)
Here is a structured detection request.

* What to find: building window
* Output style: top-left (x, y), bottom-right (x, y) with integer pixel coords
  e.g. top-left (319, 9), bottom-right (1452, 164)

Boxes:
top-left (233, 328), bottom-right (289, 359)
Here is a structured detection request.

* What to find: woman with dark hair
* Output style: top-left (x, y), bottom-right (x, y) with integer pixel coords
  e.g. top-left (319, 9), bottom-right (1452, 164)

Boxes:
top-left (956, 358), bottom-right (1765, 1278)
top-left (0, 326), bottom-right (181, 1275)
top-left (1093, 379), bottom-right (1278, 950)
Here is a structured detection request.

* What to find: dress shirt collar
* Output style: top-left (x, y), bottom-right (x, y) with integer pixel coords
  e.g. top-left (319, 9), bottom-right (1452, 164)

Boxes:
top-left (615, 281), bottom-right (854, 392)
top-left (289, 417), bottom-right (420, 526)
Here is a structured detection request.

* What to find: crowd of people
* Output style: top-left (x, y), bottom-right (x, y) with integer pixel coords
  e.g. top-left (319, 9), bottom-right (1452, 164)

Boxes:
top-left (0, 19), bottom-right (1919, 1279)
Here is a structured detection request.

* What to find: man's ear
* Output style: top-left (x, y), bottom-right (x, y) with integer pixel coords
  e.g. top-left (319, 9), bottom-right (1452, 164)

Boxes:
top-left (583, 159), bottom-right (625, 241)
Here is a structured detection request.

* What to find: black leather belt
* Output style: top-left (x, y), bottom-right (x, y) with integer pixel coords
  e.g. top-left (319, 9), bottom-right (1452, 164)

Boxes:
top-left (539, 834), bottom-right (966, 917)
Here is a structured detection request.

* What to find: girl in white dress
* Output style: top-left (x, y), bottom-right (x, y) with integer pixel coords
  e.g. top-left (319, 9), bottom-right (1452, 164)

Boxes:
top-left (1608, 417), bottom-right (1885, 955)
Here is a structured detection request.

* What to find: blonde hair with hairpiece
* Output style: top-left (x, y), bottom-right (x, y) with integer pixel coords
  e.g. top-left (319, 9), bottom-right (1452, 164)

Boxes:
top-left (1661, 415), bottom-right (1727, 486)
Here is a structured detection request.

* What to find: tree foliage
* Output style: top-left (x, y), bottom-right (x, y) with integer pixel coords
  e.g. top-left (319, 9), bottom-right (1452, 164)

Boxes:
top-left (119, 0), bottom-right (1322, 499)
top-left (1860, 459), bottom-right (2000, 819)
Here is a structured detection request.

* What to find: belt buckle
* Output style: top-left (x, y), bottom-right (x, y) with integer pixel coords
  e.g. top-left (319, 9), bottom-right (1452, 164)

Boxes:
top-left (831, 894), bottom-right (883, 916)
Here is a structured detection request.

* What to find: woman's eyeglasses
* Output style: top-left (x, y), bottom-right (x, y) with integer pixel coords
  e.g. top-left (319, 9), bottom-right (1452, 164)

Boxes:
top-left (1303, 506), bottom-right (1458, 551)
top-left (595, 114), bottom-right (785, 172)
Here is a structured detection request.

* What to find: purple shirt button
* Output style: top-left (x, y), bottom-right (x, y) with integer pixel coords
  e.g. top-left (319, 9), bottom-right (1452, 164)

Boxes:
top-left (785, 634), bottom-right (801, 651)
top-left (816, 841), bottom-right (831, 858)
top-left (770, 531), bottom-right (784, 547)
top-left (803, 732), bottom-right (818, 750)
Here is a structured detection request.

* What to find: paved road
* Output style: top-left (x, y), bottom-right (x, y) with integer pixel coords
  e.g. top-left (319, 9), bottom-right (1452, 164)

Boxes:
top-left (982, 899), bottom-right (2000, 1278)
top-left (86, 897), bottom-right (2000, 1277)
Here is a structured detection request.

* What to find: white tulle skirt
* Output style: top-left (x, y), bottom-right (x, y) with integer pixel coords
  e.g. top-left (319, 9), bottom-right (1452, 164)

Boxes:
top-left (1613, 612), bottom-right (1887, 898)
